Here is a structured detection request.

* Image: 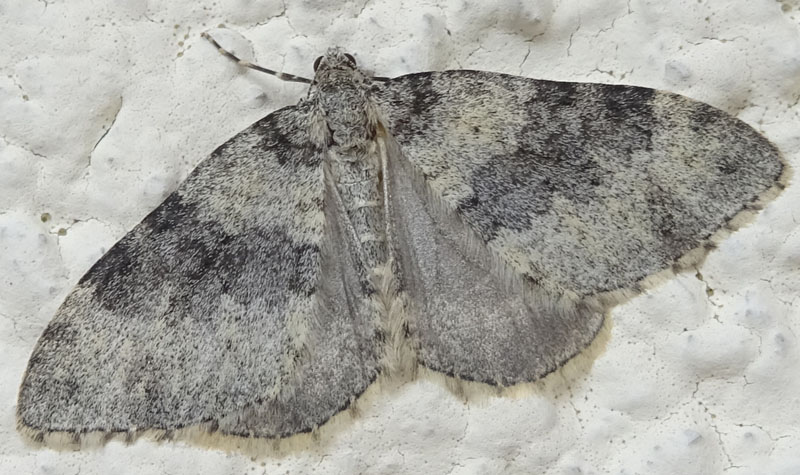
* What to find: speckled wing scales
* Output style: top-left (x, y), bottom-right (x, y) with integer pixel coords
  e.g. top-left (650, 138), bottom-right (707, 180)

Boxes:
top-left (375, 71), bottom-right (785, 385)
top-left (17, 105), bottom-right (380, 441)
top-left (382, 132), bottom-right (605, 386)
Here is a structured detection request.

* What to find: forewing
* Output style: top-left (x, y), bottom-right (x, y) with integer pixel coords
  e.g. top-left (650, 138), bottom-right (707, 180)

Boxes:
top-left (18, 105), bottom-right (379, 440)
top-left (376, 71), bottom-right (784, 298)
top-left (375, 71), bottom-right (784, 385)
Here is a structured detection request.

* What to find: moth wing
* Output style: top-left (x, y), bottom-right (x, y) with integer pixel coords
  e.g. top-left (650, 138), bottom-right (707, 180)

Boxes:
top-left (375, 71), bottom-right (785, 385)
top-left (18, 105), bottom-right (380, 442)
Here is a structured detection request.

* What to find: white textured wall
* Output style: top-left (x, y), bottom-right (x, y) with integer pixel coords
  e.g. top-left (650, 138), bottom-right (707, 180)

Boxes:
top-left (2, 0), bottom-right (799, 473)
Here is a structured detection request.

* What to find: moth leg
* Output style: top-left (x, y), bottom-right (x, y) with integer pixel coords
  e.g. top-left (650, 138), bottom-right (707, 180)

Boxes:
top-left (201, 32), bottom-right (312, 84)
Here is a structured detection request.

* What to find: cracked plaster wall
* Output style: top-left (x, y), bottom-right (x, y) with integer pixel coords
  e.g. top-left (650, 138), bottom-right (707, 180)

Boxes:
top-left (1, 0), bottom-right (799, 473)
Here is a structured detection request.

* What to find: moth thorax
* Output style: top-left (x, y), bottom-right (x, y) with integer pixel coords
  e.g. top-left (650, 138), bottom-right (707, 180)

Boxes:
top-left (319, 84), bottom-right (374, 149)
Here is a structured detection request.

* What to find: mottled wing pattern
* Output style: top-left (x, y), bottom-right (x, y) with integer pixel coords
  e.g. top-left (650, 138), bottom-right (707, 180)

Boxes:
top-left (375, 71), bottom-right (784, 384)
top-left (18, 105), bottom-right (380, 439)
top-left (383, 133), bottom-right (606, 385)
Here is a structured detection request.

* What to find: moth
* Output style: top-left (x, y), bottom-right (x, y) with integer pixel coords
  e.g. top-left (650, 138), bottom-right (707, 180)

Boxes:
top-left (18, 34), bottom-right (786, 444)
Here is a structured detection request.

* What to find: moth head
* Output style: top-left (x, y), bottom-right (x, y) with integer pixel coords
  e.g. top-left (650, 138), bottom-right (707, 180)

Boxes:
top-left (313, 47), bottom-right (357, 74)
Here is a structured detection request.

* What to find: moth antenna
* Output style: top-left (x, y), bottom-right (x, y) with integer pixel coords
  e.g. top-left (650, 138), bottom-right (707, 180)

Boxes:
top-left (202, 32), bottom-right (313, 84)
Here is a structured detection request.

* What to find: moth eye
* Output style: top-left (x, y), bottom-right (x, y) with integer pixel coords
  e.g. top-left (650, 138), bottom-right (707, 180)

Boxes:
top-left (313, 56), bottom-right (323, 72)
top-left (344, 53), bottom-right (356, 66)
